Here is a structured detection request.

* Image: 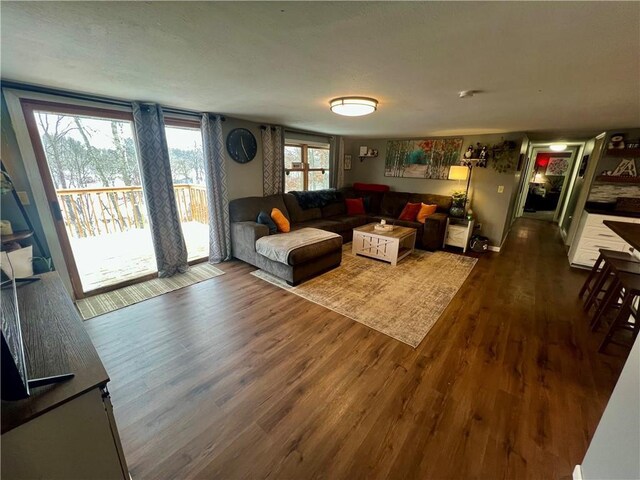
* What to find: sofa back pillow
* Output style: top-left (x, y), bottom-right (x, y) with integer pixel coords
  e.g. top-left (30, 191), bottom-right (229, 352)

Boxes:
top-left (256, 211), bottom-right (277, 234)
top-left (321, 201), bottom-right (346, 218)
top-left (271, 208), bottom-right (291, 233)
top-left (283, 193), bottom-right (322, 223)
top-left (345, 197), bottom-right (366, 215)
top-left (398, 202), bottom-right (422, 221)
top-left (380, 192), bottom-right (411, 217)
top-left (229, 194), bottom-right (289, 223)
top-left (416, 203), bottom-right (438, 223)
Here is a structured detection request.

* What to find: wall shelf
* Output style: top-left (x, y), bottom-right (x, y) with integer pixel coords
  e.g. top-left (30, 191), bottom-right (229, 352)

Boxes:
top-left (604, 148), bottom-right (640, 158)
top-left (594, 175), bottom-right (640, 184)
top-left (1, 230), bottom-right (34, 244)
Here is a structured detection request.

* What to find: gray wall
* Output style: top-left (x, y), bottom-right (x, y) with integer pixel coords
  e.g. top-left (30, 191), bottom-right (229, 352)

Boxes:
top-left (580, 337), bottom-right (640, 480)
top-left (1, 93), bottom-right (50, 257)
top-left (222, 116), bottom-right (264, 200)
top-left (344, 133), bottom-right (526, 247)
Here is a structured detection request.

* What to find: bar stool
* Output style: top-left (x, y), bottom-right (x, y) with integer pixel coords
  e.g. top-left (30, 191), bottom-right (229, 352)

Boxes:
top-left (579, 249), bottom-right (635, 301)
top-left (583, 251), bottom-right (638, 313)
top-left (598, 271), bottom-right (640, 353)
top-left (590, 259), bottom-right (640, 330)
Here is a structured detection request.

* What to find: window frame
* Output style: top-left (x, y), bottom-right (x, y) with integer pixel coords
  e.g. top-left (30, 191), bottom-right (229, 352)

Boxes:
top-left (284, 142), bottom-right (330, 192)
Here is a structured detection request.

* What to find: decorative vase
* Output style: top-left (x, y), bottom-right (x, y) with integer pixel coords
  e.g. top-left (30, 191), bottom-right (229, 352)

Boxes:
top-left (450, 195), bottom-right (466, 218)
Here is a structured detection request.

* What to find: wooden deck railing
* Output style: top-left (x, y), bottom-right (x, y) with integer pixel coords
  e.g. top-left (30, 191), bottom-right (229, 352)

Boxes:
top-left (56, 184), bottom-right (209, 238)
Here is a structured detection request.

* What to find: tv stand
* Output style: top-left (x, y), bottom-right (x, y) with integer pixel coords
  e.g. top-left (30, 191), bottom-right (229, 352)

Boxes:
top-left (1, 272), bottom-right (129, 479)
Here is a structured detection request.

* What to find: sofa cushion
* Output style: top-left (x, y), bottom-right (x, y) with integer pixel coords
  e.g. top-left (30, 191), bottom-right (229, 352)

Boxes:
top-left (321, 201), bottom-right (346, 218)
top-left (324, 215), bottom-right (370, 230)
top-left (229, 194), bottom-right (289, 223)
top-left (345, 197), bottom-right (366, 215)
top-left (399, 202), bottom-right (422, 221)
top-left (293, 219), bottom-right (348, 234)
top-left (288, 236), bottom-right (343, 266)
top-left (380, 192), bottom-right (411, 217)
top-left (408, 193), bottom-right (452, 213)
top-left (283, 193), bottom-right (322, 223)
top-left (256, 211), bottom-right (277, 234)
top-left (417, 203), bottom-right (438, 223)
top-left (255, 228), bottom-right (341, 266)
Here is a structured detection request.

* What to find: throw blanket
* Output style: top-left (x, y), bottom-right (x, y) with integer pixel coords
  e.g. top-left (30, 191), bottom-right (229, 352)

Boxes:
top-left (290, 189), bottom-right (340, 209)
top-left (256, 228), bottom-right (340, 264)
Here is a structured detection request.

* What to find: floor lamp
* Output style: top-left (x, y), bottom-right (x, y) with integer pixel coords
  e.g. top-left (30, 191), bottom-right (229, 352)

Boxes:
top-left (448, 165), bottom-right (471, 217)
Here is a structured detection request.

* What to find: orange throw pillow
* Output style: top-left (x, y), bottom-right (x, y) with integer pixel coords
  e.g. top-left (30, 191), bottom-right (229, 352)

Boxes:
top-left (270, 207), bottom-right (290, 233)
top-left (417, 203), bottom-right (437, 223)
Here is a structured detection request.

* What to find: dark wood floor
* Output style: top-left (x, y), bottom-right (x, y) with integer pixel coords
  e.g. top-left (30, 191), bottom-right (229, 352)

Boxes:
top-left (85, 218), bottom-right (628, 479)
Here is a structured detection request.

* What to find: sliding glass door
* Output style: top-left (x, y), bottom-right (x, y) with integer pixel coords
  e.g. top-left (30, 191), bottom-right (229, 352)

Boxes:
top-left (23, 100), bottom-right (157, 297)
top-left (165, 121), bottom-right (208, 262)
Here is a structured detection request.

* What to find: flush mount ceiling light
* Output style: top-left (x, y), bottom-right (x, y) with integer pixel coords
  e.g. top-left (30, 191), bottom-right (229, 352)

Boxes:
top-left (550, 143), bottom-right (567, 152)
top-left (330, 97), bottom-right (378, 117)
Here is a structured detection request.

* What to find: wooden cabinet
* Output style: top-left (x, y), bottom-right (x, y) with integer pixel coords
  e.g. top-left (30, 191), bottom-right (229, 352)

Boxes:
top-left (569, 212), bottom-right (638, 268)
top-left (1, 273), bottom-right (129, 479)
top-left (443, 218), bottom-right (474, 253)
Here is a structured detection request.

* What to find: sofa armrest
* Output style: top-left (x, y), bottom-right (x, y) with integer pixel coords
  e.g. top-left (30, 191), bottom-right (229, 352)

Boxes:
top-left (230, 221), bottom-right (269, 262)
top-left (423, 213), bottom-right (448, 250)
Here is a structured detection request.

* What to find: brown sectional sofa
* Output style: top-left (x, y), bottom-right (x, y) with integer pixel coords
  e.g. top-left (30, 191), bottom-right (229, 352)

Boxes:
top-left (228, 186), bottom-right (452, 285)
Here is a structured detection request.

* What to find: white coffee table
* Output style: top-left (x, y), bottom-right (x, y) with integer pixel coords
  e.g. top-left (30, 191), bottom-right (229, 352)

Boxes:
top-left (352, 223), bottom-right (417, 266)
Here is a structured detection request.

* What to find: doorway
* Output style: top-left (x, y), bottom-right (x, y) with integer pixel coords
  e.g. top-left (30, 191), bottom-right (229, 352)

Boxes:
top-left (516, 142), bottom-right (584, 225)
top-left (21, 99), bottom-right (209, 298)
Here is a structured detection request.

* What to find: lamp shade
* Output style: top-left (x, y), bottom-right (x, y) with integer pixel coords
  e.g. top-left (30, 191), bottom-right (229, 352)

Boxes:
top-left (448, 165), bottom-right (469, 181)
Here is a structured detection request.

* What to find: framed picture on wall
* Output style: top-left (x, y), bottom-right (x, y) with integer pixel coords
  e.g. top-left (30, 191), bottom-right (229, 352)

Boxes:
top-left (344, 154), bottom-right (352, 170)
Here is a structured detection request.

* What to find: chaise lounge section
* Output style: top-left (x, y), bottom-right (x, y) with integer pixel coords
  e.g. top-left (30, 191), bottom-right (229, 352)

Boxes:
top-left (229, 194), bottom-right (345, 285)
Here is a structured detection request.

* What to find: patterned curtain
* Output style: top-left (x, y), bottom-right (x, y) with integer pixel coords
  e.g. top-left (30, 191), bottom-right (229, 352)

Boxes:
top-left (262, 125), bottom-right (284, 195)
top-left (201, 114), bottom-right (231, 263)
top-left (330, 136), bottom-right (345, 189)
top-left (132, 102), bottom-right (188, 277)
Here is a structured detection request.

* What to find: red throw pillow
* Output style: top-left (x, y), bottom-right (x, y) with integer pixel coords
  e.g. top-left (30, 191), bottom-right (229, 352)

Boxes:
top-left (398, 202), bottom-right (422, 221)
top-left (345, 197), bottom-right (366, 215)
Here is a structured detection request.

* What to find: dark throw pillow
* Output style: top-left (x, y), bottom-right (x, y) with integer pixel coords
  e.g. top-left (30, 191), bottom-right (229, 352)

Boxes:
top-left (345, 197), bottom-right (366, 215)
top-left (256, 211), bottom-right (277, 234)
top-left (398, 202), bottom-right (422, 221)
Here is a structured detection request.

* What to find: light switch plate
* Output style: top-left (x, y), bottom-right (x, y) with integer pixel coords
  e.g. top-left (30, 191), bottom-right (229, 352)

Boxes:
top-left (497, 185), bottom-right (504, 194)
top-left (16, 191), bottom-right (30, 205)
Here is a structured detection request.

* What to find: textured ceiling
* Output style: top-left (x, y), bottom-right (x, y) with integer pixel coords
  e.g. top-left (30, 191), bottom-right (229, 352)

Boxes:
top-left (2, 1), bottom-right (639, 137)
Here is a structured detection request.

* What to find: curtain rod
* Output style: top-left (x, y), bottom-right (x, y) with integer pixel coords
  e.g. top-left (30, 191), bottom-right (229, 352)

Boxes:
top-left (1, 80), bottom-right (225, 120)
top-left (283, 127), bottom-right (334, 139)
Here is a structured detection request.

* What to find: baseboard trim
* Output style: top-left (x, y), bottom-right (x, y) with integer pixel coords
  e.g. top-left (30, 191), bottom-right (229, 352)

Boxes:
top-left (488, 246), bottom-right (501, 252)
top-left (573, 464), bottom-right (583, 480)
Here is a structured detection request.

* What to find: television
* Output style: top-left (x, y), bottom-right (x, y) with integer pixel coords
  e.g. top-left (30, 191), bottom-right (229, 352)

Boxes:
top-left (1, 274), bottom-right (74, 401)
top-left (1, 276), bottom-right (30, 400)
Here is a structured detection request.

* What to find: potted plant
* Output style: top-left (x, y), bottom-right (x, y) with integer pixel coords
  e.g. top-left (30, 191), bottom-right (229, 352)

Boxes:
top-left (450, 190), bottom-right (467, 218)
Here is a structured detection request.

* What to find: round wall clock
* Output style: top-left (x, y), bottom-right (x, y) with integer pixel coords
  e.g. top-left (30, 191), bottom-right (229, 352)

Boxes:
top-left (226, 128), bottom-right (257, 164)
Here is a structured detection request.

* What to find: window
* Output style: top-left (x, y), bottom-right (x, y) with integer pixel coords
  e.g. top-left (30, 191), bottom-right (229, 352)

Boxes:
top-left (284, 143), bottom-right (330, 192)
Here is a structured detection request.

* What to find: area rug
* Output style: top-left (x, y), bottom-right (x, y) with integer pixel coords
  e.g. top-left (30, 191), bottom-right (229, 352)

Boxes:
top-left (250, 248), bottom-right (477, 347)
top-left (77, 263), bottom-right (225, 320)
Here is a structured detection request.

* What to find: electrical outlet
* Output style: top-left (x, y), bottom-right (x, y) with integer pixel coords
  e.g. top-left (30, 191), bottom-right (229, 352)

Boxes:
top-left (497, 185), bottom-right (504, 194)
top-left (16, 191), bottom-right (30, 205)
